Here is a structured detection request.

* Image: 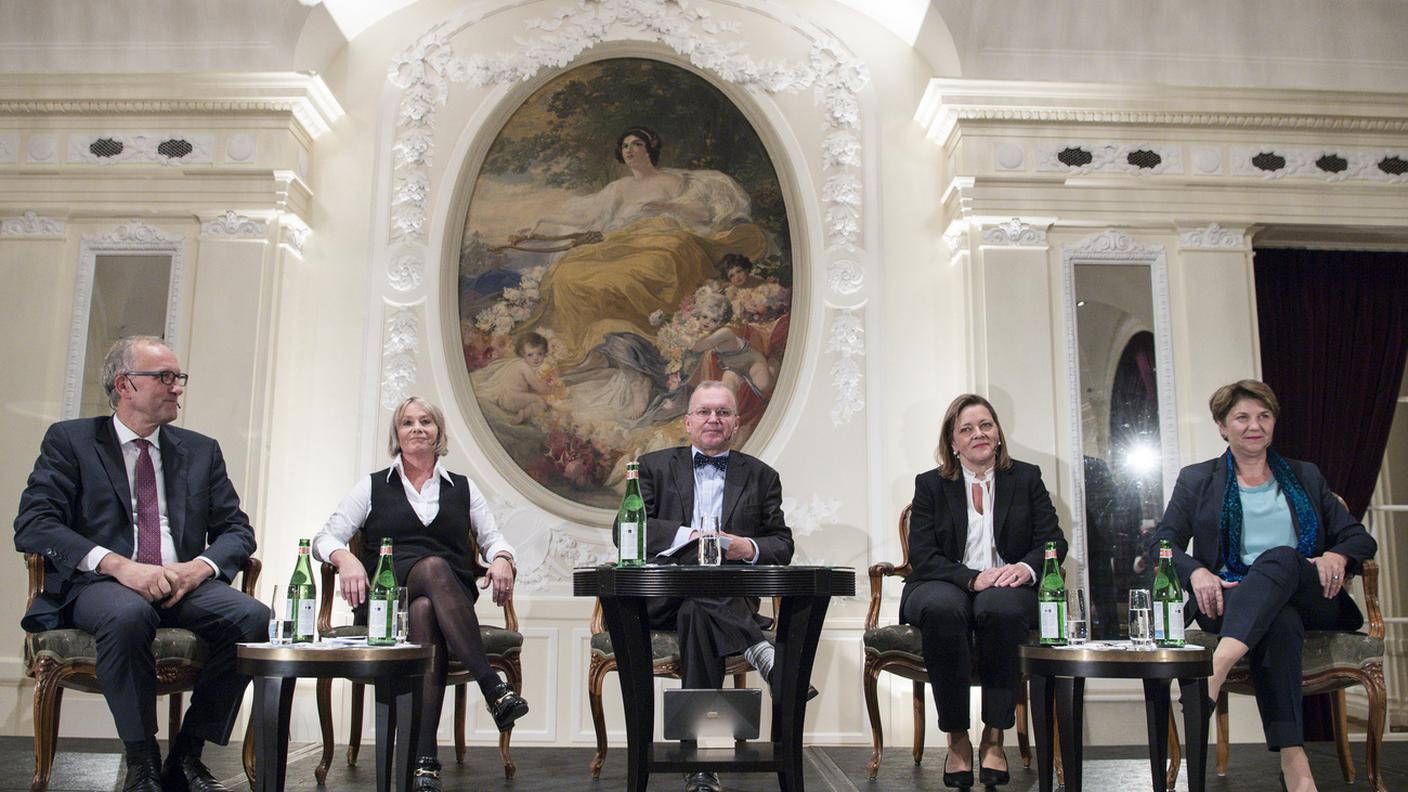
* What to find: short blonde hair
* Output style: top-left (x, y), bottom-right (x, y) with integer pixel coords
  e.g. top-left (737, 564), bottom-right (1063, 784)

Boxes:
top-left (1208, 379), bottom-right (1280, 425)
top-left (387, 396), bottom-right (449, 458)
top-left (934, 393), bottom-right (1013, 480)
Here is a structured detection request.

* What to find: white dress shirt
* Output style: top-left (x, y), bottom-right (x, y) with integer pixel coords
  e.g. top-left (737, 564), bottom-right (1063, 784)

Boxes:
top-left (960, 465), bottom-right (1035, 585)
top-left (312, 455), bottom-right (514, 567)
top-left (80, 416), bottom-right (220, 575)
top-left (664, 447), bottom-right (760, 563)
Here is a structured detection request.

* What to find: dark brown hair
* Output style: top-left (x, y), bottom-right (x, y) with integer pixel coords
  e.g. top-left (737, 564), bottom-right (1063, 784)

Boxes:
top-left (1208, 379), bottom-right (1280, 425)
top-left (614, 126), bottom-right (661, 166)
top-left (934, 393), bottom-right (1013, 480)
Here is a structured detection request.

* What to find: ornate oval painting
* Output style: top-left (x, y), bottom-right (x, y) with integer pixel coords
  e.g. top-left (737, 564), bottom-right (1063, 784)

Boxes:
top-left (457, 57), bottom-right (795, 510)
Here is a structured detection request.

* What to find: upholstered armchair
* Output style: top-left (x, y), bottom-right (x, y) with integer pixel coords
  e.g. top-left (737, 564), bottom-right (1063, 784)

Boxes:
top-left (23, 553), bottom-right (260, 792)
top-left (312, 533), bottom-right (524, 783)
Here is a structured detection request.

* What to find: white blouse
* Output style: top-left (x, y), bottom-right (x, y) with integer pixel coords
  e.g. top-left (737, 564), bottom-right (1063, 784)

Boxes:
top-left (312, 455), bottom-right (514, 567)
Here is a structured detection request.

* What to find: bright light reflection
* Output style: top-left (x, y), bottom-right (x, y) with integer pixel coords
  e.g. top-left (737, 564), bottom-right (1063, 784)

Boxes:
top-left (1124, 443), bottom-right (1160, 475)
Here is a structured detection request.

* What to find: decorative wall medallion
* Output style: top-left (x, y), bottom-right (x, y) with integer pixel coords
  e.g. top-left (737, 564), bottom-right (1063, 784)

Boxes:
top-left (981, 217), bottom-right (1046, 247)
top-left (381, 308), bottom-right (420, 409)
top-left (91, 219), bottom-right (182, 246)
top-left (1191, 147), bottom-right (1221, 175)
top-left (1036, 142), bottom-right (1182, 176)
top-left (1066, 229), bottom-right (1159, 257)
top-left (387, 249), bottom-right (424, 291)
top-left (994, 141), bottom-right (1024, 170)
top-left (943, 223), bottom-right (969, 257)
top-left (27, 134), bottom-right (55, 163)
top-left (224, 133), bottom-right (257, 163)
top-left (0, 131), bottom-right (17, 163)
top-left (67, 133), bottom-right (214, 165)
top-left (1178, 223), bottom-right (1246, 250)
top-left (827, 258), bottom-right (863, 296)
top-left (201, 210), bottom-right (267, 240)
top-left (0, 211), bottom-right (65, 237)
top-left (825, 310), bottom-right (864, 426)
top-left (280, 221), bottom-right (310, 255)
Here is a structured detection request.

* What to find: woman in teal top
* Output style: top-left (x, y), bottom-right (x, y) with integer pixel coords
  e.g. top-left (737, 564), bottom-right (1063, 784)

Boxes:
top-left (1151, 380), bottom-right (1376, 792)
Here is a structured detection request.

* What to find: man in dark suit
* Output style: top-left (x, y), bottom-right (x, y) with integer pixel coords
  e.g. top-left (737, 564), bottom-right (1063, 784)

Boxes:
top-left (14, 336), bottom-right (268, 792)
top-left (627, 381), bottom-right (793, 792)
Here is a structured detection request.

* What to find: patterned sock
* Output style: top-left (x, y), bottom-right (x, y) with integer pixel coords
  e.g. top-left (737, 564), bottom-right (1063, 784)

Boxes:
top-left (743, 640), bottom-right (774, 682)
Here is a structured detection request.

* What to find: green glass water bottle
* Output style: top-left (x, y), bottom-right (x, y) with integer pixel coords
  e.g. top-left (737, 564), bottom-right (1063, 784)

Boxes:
top-left (367, 538), bottom-right (398, 646)
top-left (287, 539), bottom-right (316, 643)
top-left (1037, 541), bottom-right (1067, 646)
top-left (1153, 539), bottom-right (1186, 648)
top-left (616, 461), bottom-right (647, 567)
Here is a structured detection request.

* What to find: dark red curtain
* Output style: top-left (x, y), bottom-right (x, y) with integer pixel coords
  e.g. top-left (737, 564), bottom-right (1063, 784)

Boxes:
top-left (1254, 247), bottom-right (1408, 741)
top-left (1254, 248), bottom-right (1408, 520)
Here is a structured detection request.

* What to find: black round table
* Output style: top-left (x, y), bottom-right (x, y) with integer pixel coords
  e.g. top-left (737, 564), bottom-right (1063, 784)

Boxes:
top-left (237, 643), bottom-right (433, 792)
top-left (1021, 642), bottom-right (1213, 792)
top-left (575, 565), bottom-right (854, 792)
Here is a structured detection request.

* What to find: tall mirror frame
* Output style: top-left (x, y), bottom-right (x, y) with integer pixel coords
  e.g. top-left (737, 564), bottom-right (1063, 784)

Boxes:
top-left (1060, 230), bottom-right (1180, 638)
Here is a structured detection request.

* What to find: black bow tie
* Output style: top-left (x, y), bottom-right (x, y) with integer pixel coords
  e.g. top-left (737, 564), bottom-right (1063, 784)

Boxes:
top-left (693, 452), bottom-right (728, 472)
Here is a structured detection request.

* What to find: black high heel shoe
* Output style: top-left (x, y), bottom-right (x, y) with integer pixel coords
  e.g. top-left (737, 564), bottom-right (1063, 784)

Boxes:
top-left (943, 748), bottom-right (974, 789)
top-left (978, 747), bottom-right (1010, 787)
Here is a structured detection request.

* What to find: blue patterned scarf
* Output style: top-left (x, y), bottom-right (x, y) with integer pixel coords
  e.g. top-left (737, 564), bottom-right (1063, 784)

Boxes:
top-left (1218, 449), bottom-right (1318, 582)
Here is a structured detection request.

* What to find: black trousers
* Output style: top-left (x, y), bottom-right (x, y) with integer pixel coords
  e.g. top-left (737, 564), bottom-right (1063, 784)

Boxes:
top-left (901, 580), bottom-right (1035, 732)
top-left (1196, 545), bottom-right (1363, 750)
top-left (69, 577), bottom-right (270, 744)
top-left (647, 596), bottom-right (766, 689)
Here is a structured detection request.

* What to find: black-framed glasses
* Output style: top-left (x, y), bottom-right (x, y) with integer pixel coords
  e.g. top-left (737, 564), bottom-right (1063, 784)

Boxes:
top-left (689, 408), bottom-right (735, 419)
top-left (124, 370), bottom-right (189, 387)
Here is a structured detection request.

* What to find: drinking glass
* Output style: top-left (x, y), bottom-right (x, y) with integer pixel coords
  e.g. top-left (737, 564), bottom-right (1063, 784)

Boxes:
top-left (697, 516), bottom-right (722, 566)
top-left (1128, 589), bottom-right (1154, 649)
top-left (267, 584), bottom-right (293, 645)
top-left (395, 586), bottom-right (410, 644)
top-left (1066, 589), bottom-right (1089, 645)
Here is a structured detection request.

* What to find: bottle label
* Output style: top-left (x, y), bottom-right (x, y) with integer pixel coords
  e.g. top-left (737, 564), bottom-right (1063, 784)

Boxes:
top-left (1039, 601), bottom-right (1063, 641)
top-left (1153, 602), bottom-right (1166, 640)
top-left (1167, 603), bottom-right (1184, 641)
top-left (626, 468), bottom-right (639, 480)
top-left (1160, 547), bottom-right (1172, 560)
top-left (369, 600), bottom-right (389, 640)
top-left (380, 544), bottom-right (393, 556)
top-left (619, 522), bottom-right (639, 561)
top-left (296, 598), bottom-right (316, 638)
top-left (298, 544), bottom-right (310, 555)
top-left (1044, 548), bottom-right (1056, 559)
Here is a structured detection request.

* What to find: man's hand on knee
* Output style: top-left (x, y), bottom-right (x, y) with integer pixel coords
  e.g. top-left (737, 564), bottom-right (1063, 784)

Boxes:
top-left (98, 553), bottom-right (173, 602)
top-left (161, 560), bottom-right (215, 607)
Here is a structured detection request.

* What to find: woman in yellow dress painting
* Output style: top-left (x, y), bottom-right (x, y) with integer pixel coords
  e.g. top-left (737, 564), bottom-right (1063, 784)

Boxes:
top-left (512, 125), bottom-right (769, 369)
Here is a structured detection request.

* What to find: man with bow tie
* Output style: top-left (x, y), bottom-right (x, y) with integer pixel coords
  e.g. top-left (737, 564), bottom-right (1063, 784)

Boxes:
top-left (14, 336), bottom-right (268, 792)
top-left (621, 381), bottom-right (794, 792)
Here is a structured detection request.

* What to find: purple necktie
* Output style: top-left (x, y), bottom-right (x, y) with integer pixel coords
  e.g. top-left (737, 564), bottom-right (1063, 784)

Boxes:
top-left (133, 438), bottom-right (162, 565)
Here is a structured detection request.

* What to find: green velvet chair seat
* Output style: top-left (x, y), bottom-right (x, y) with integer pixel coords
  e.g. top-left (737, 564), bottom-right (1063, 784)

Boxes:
top-left (24, 627), bottom-right (210, 695)
top-left (1185, 628), bottom-right (1383, 682)
top-left (320, 624), bottom-right (523, 657)
top-left (862, 624), bottom-right (922, 660)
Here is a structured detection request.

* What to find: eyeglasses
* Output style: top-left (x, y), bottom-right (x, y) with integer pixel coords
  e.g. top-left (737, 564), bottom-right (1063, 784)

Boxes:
top-left (689, 408), bottom-right (736, 419)
top-left (125, 370), bottom-right (189, 387)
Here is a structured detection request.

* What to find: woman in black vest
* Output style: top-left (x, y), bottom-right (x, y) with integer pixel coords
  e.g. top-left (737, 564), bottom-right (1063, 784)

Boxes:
top-left (313, 396), bottom-right (528, 791)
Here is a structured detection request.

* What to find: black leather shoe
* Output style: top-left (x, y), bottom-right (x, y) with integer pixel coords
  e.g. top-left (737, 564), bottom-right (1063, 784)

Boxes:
top-left (978, 745), bottom-right (1010, 787)
top-left (486, 682), bottom-right (530, 732)
top-left (411, 755), bottom-right (443, 791)
top-left (684, 771), bottom-right (722, 792)
top-left (767, 665), bottom-right (820, 701)
top-left (161, 754), bottom-right (231, 792)
top-left (943, 748), bottom-right (973, 789)
top-left (121, 755), bottom-right (162, 792)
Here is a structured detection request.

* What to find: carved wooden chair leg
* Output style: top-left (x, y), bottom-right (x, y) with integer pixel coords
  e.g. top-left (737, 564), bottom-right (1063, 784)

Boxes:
top-left (1053, 707), bottom-right (1064, 788)
top-left (912, 680), bottom-right (926, 765)
top-left (587, 657), bottom-right (613, 779)
top-left (1330, 689), bottom-right (1355, 783)
top-left (1215, 691), bottom-right (1230, 776)
top-left (1165, 708), bottom-right (1181, 790)
top-left (863, 661), bottom-right (883, 780)
top-left (30, 664), bottom-right (62, 792)
top-left (1365, 665), bottom-right (1387, 792)
top-left (241, 717), bottom-right (255, 788)
top-left (453, 684), bottom-right (467, 766)
top-left (346, 681), bottom-right (365, 766)
top-left (499, 661), bottom-right (523, 779)
top-left (314, 677), bottom-right (334, 784)
top-left (1016, 682), bottom-right (1031, 768)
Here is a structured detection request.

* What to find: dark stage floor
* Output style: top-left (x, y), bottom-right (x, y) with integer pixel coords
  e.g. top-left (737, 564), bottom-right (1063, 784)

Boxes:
top-left (15, 738), bottom-right (1406, 791)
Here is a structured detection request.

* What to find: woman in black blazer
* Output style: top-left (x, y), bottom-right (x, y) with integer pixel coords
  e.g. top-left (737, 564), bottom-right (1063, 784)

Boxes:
top-left (901, 394), bottom-right (1066, 789)
top-left (1151, 380), bottom-right (1375, 792)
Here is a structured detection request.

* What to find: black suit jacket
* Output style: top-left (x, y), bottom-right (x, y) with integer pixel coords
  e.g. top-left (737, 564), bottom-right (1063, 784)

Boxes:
top-left (1150, 454), bottom-right (1376, 622)
top-left (616, 446), bottom-right (793, 566)
top-left (900, 460), bottom-right (1066, 619)
top-left (14, 416), bottom-right (257, 631)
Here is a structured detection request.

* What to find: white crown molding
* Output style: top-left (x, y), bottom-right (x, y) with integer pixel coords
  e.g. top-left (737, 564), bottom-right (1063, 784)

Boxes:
top-left (1228, 146), bottom-right (1408, 183)
top-left (67, 133), bottom-right (214, 166)
top-left (64, 221), bottom-right (186, 419)
top-left (0, 131), bottom-right (17, 163)
top-left (1178, 223), bottom-right (1248, 251)
top-left (1035, 141), bottom-right (1183, 176)
top-left (0, 211), bottom-right (66, 238)
top-left (200, 210), bottom-right (268, 240)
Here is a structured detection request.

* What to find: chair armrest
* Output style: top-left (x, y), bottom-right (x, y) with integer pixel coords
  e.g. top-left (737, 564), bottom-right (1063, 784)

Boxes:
top-left (589, 599), bottom-right (605, 635)
top-left (501, 590), bottom-right (519, 633)
top-left (1360, 559), bottom-right (1383, 641)
top-left (238, 557), bottom-right (262, 597)
top-left (864, 561), bottom-right (909, 631)
top-left (317, 561), bottom-right (338, 636)
top-left (26, 553), bottom-right (43, 611)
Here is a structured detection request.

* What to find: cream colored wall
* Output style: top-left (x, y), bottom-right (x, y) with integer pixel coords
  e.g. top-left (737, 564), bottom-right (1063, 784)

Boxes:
top-left (2, 0), bottom-right (1407, 758)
